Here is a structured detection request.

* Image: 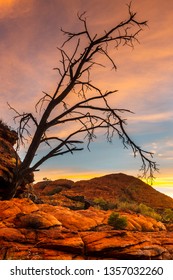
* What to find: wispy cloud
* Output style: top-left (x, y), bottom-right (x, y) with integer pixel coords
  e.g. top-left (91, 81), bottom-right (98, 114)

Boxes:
top-left (129, 112), bottom-right (173, 123)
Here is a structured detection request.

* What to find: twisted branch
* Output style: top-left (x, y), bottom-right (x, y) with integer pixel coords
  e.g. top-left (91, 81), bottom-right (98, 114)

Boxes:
top-left (7, 3), bottom-right (156, 199)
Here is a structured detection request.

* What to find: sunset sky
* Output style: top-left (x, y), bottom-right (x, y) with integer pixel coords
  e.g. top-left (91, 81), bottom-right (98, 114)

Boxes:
top-left (0, 0), bottom-right (173, 197)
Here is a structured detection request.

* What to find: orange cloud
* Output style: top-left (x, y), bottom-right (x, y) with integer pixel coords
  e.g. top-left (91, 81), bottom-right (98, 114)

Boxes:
top-left (0, 0), bottom-right (15, 19)
top-left (0, 0), bottom-right (33, 19)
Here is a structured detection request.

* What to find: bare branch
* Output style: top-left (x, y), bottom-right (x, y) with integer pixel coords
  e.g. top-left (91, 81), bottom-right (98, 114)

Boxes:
top-left (6, 3), bottom-right (157, 200)
top-left (7, 102), bottom-right (38, 146)
top-left (35, 91), bottom-right (53, 114)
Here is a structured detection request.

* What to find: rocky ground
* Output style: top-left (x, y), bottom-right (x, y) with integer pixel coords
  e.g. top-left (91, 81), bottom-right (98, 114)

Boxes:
top-left (0, 121), bottom-right (173, 260)
top-left (0, 197), bottom-right (173, 260)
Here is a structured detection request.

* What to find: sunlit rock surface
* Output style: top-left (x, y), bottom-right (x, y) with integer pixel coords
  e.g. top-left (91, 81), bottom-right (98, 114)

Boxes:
top-left (0, 122), bottom-right (173, 259)
top-left (0, 198), bottom-right (172, 260)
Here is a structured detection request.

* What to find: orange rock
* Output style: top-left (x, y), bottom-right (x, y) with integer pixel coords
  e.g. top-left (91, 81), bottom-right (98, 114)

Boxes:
top-left (0, 227), bottom-right (25, 242)
top-left (14, 211), bottom-right (61, 229)
top-left (80, 231), bottom-right (173, 259)
top-left (0, 198), bottom-right (38, 219)
top-left (0, 197), bottom-right (172, 260)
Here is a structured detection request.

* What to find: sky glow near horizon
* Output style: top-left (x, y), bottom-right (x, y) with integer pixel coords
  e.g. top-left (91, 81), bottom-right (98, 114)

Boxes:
top-left (0, 0), bottom-right (173, 198)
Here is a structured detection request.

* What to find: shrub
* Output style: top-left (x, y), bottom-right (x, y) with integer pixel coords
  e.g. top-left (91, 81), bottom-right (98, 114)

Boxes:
top-left (94, 197), bottom-right (109, 210)
top-left (162, 208), bottom-right (173, 223)
top-left (116, 201), bottom-right (139, 212)
top-left (93, 197), bottom-right (117, 210)
top-left (108, 212), bottom-right (128, 229)
top-left (138, 203), bottom-right (161, 221)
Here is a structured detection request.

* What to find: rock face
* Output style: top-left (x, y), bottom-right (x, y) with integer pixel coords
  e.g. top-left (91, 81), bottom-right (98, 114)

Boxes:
top-left (0, 198), bottom-right (173, 260)
top-left (0, 121), bottom-right (34, 200)
top-left (0, 121), bottom-right (18, 199)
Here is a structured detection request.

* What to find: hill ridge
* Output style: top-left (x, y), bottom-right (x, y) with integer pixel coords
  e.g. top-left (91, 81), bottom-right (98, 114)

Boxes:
top-left (34, 173), bottom-right (173, 209)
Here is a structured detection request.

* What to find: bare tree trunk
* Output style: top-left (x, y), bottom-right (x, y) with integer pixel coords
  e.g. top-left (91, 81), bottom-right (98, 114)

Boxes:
top-left (6, 4), bottom-right (158, 199)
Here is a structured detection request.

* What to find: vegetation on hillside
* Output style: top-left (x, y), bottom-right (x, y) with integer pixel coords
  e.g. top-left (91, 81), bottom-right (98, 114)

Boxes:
top-left (93, 196), bottom-right (173, 223)
top-left (162, 208), bottom-right (173, 223)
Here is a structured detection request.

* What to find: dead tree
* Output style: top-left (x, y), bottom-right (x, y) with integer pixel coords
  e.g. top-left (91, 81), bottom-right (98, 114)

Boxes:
top-left (8, 4), bottom-right (158, 199)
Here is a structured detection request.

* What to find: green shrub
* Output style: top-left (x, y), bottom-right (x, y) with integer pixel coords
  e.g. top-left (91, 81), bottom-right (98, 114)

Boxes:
top-left (94, 197), bottom-right (109, 210)
top-left (93, 197), bottom-right (117, 210)
top-left (138, 203), bottom-right (161, 221)
top-left (108, 212), bottom-right (128, 229)
top-left (162, 208), bottom-right (173, 223)
top-left (93, 198), bottom-right (162, 223)
top-left (116, 201), bottom-right (139, 212)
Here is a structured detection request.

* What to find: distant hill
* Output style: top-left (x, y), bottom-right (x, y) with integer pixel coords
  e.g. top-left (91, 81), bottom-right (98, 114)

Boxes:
top-left (34, 173), bottom-right (173, 210)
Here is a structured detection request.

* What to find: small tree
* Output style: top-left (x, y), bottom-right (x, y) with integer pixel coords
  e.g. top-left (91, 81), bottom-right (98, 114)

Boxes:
top-left (7, 3), bottom-right (158, 199)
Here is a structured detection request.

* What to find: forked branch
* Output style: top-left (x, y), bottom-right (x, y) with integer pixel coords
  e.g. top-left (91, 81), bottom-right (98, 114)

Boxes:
top-left (7, 3), bottom-right (157, 200)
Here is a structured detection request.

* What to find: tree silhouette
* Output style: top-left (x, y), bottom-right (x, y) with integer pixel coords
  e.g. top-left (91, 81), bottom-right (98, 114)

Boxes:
top-left (8, 3), bottom-right (158, 199)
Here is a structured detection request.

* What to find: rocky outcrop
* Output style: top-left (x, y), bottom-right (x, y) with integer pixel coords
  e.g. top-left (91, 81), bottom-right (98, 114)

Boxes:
top-left (0, 121), bottom-right (18, 199)
top-left (34, 174), bottom-right (173, 210)
top-left (0, 198), bottom-right (172, 260)
top-left (0, 121), bottom-right (34, 200)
